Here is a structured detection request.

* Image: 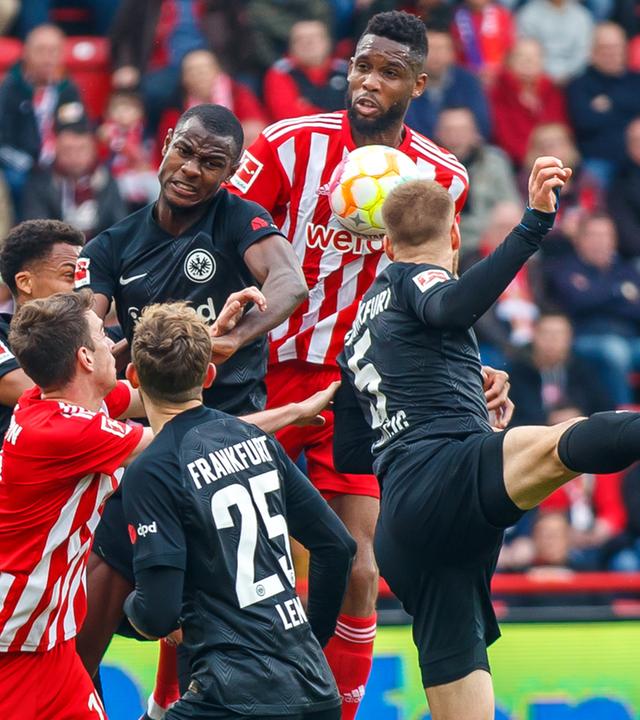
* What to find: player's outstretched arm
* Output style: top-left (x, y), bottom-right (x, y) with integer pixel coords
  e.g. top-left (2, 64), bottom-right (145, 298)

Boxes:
top-left (124, 566), bottom-right (184, 640)
top-left (0, 367), bottom-right (33, 407)
top-left (408, 156), bottom-right (570, 330)
top-left (209, 235), bottom-right (308, 365)
top-left (121, 426), bottom-right (154, 466)
top-left (241, 381), bottom-right (340, 433)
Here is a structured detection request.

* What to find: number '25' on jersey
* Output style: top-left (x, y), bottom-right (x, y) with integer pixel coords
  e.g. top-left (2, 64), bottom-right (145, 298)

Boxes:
top-left (122, 405), bottom-right (348, 716)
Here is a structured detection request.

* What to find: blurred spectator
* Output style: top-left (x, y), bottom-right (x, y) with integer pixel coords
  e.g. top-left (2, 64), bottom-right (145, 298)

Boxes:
top-left (490, 38), bottom-right (568, 168)
top-left (516, 0), bottom-right (594, 85)
top-left (528, 511), bottom-right (574, 574)
top-left (566, 22), bottom-right (640, 185)
top-left (406, 0), bottom-right (455, 30)
top-left (246, 0), bottom-right (333, 75)
top-left (461, 201), bottom-right (540, 368)
top-left (15, 0), bottom-right (118, 37)
top-left (98, 90), bottom-right (159, 211)
top-left (110, 0), bottom-right (213, 132)
top-left (607, 117), bottom-right (640, 260)
top-left (520, 123), bottom-right (604, 253)
top-left (0, 24), bottom-right (84, 207)
top-left (450, 0), bottom-right (516, 87)
top-left (610, 0), bottom-right (640, 36)
top-left (540, 458), bottom-right (627, 571)
top-left (405, 28), bottom-right (491, 139)
top-left (263, 19), bottom-right (348, 121)
top-left (613, 464), bottom-right (640, 570)
top-left (436, 107), bottom-right (518, 253)
top-left (157, 49), bottom-right (267, 152)
top-left (0, 0), bottom-right (18, 34)
top-left (0, 170), bottom-right (13, 240)
top-left (544, 213), bottom-right (640, 406)
top-left (508, 313), bottom-right (613, 426)
top-left (22, 116), bottom-right (126, 240)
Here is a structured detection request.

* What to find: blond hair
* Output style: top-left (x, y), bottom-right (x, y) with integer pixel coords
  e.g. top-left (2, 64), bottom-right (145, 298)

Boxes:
top-left (382, 179), bottom-right (455, 248)
top-left (132, 302), bottom-right (212, 403)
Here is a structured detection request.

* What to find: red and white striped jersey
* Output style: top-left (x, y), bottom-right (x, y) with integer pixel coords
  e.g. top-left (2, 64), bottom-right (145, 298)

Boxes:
top-left (0, 382), bottom-right (142, 653)
top-left (229, 110), bottom-right (469, 367)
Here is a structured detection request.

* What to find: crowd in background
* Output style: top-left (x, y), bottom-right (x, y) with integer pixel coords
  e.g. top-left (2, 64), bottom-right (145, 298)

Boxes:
top-left (1, 0), bottom-right (640, 581)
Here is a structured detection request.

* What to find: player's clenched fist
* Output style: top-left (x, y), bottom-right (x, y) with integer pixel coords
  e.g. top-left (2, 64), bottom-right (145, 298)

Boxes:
top-left (527, 156), bottom-right (572, 213)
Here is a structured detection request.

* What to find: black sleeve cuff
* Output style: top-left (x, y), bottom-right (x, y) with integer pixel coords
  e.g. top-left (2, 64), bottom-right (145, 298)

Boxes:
top-left (518, 206), bottom-right (557, 237)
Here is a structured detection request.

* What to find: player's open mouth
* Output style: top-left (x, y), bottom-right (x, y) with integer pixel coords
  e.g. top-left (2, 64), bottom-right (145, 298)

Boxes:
top-left (355, 97), bottom-right (381, 116)
top-left (171, 180), bottom-right (198, 197)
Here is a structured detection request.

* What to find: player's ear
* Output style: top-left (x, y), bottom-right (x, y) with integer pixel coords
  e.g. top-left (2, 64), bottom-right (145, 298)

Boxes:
top-left (77, 344), bottom-right (93, 373)
top-left (161, 129), bottom-right (173, 157)
top-left (125, 363), bottom-right (140, 388)
top-left (203, 362), bottom-right (216, 388)
top-left (14, 270), bottom-right (32, 297)
top-left (450, 217), bottom-right (461, 252)
top-left (383, 235), bottom-right (395, 261)
top-left (412, 71), bottom-right (428, 98)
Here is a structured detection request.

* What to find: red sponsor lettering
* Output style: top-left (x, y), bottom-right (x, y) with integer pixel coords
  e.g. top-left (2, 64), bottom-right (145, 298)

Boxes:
top-left (128, 524), bottom-right (137, 545)
top-left (305, 223), bottom-right (383, 255)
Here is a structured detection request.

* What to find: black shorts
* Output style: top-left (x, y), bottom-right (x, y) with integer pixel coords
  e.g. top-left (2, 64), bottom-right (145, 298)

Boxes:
top-left (165, 684), bottom-right (340, 720)
top-left (374, 430), bottom-right (523, 688)
top-left (93, 488), bottom-right (134, 584)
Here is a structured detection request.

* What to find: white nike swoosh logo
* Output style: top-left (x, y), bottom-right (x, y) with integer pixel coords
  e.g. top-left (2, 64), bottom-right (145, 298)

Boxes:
top-left (119, 273), bottom-right (147, 286)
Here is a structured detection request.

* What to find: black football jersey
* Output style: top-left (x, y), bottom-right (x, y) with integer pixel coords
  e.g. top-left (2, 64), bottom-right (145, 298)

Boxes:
top-left (338, 262), bottom-right (492, 464)
top-left (76, 189), bottom-right (285, 414)
top-left (122, 406), bottom-right (340, 716)
top-left (0, 313), bottom-right (20, 440)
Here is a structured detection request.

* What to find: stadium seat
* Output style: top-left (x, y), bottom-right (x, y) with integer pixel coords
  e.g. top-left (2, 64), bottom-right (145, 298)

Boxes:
top-left (64, 36), bottom-right (111, 120)
top-left (0, 38), bottom-right (23, 81)
top-left (629, 35), bottom-right (640, 72)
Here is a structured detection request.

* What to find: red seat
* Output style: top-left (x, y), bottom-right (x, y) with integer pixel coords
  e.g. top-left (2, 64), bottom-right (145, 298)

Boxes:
top-left (629, 35), bottom-right (640, 72)
top-left (64, 36), bottom-right (111, 120)
top-left (0, 38), bottom-right (23, 80)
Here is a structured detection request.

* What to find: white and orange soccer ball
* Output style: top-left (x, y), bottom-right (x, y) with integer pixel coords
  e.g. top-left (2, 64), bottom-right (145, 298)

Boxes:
top-left (327, 145), bottom-right (420, 236)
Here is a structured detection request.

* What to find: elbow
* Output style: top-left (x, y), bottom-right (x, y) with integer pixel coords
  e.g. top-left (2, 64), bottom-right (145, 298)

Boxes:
top-left (136, 611), bottom-right (180, 640)
top-left (290, 274), bottom-right (309, 308)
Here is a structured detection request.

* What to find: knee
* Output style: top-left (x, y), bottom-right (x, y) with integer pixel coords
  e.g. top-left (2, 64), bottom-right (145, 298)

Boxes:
top-left (349, 549), bottom-right (379, 593)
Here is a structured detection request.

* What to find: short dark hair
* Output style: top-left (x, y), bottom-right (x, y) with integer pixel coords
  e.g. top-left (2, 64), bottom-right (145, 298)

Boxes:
top-left (9, 290), bottom-right (94, 388)
top-left (132, 302), bottom-right (212, 404)
top-left (363, 11), bottom-right (428, 69)
top-left (175, 104), bottom-right (244, 162)
top-left (382, 179), bottom-right (454, 247)
top-left (0, 219), bottom-right (84, 295)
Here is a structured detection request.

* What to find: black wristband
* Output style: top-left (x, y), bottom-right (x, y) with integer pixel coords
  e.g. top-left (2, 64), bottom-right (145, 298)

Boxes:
top-left (518, 206), bottom-right (556, 237)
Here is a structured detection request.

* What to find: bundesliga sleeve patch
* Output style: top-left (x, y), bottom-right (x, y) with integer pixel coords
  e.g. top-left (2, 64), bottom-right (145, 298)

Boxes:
top-left (230, 150), bottom-right (263, 193)
top-left (412, 269), bottom-right (450, 293)
top-left (74, 257), bottom-right (91, 288)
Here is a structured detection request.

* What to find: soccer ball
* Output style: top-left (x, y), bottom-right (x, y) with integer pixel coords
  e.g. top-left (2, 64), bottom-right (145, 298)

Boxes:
top-left (328, 145), bottom-right (420, 236)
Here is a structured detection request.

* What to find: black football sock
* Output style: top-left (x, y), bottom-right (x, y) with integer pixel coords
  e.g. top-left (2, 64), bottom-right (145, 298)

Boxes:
top-left (557, 411), bottom-right (640, 474)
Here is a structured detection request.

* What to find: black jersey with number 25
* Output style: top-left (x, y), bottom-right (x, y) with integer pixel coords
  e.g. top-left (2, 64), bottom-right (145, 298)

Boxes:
top-left (122, 405), bottom-right (341, 717)
top-left (77, 189), bottom-right (285, 414)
